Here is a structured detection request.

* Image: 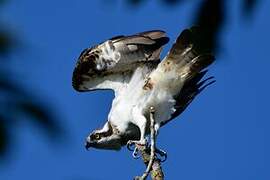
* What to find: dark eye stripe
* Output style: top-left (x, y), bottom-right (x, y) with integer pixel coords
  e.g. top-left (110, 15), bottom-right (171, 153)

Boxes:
top-left (95, 134), bottom-right (101, 140)
top-left (90, 133), bottom-right (104, 140)
top-left (90, 126), bottom-right (113, 141)
top-left (90, 133), bottom-right (100, 140)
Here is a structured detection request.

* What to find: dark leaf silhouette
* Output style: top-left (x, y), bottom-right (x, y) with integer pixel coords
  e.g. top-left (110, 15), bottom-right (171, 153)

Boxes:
top-left (15, 101), bottom-right (64, 138)
top-left (0, 2), bottom-right (65, 159)
top-left (0, 75), bottom-right (25, 95)
top-left (193, 0), bottom-right (225, 53)
top-left (127, 0), bottom-right (144, 7)
top-left (126, 0), bottom-right (184, 6)
top-left (0, 116), bottom-right (10, 157)
top-left (243, 0), bottom-right (259, 18)
top-left (160, 0), bottom-right (183, 6)
top-left (0, 0), bottom-right (7, 6)
top-left (0, 30), bottom-right (13, 56)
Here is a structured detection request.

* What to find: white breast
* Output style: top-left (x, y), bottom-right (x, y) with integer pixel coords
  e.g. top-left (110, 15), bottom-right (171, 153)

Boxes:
top-left (108, 65), bottom-right (182, 132)
top-left (108, 66), bottom-right (151, 132)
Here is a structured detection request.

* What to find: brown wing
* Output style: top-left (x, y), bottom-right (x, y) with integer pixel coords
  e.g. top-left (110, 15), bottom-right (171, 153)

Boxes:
top-left (160, 27), bottom-right (214, 78)
top-left (72, 30), bottom-right (169, 93)
top-left (159, 26), bottom-right (215, 126)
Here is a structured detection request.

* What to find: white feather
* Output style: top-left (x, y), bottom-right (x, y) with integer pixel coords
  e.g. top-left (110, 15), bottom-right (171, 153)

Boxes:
top-left (108, 63), bottom-right (184, 134)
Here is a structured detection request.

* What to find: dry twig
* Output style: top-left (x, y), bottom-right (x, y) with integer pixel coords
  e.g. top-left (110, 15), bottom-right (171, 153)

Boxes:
top-left (134, 107), bottom-right (164, 180)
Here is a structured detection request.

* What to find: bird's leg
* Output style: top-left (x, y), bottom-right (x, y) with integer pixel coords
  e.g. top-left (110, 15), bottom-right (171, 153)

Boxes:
top-left (127, 126), bottom-right (147, 150)
top-left (127, 109), bottom-right (148, 147)
top-left (127, 116), bottom-right (147, 159)
top-left (139, 106), bottom-right (156, 179)
top-left (127, 109), bottom-right (148, 159)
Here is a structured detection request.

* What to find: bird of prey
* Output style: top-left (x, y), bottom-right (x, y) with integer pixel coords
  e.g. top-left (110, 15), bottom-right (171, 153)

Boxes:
top-left (72, 27), bottom-right (215, 153)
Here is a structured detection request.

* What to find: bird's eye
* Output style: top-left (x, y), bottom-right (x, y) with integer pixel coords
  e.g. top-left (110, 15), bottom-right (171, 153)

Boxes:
top-left (95, 134), bottom-right (101, 140)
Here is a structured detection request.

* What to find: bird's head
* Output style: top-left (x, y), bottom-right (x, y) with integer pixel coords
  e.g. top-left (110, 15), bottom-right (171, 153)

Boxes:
top-left (85, 122), bottom-right (122, 151)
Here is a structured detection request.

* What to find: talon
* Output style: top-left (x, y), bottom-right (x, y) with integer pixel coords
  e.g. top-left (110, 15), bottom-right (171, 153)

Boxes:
top-left (127, 141), bottom-right (136, 151)
top-left (132, 147), bottom-right (141, 159)
top-left (127, 140), bottom-right (146, 159)
top-left (127, 141), bottom-right (141, 159)
top-left (155, 148), bottom-right (167, 162)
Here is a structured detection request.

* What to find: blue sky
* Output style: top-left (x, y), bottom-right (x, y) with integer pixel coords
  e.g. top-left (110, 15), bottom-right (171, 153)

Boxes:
top-left (1, 0), bottom-right (270, 179)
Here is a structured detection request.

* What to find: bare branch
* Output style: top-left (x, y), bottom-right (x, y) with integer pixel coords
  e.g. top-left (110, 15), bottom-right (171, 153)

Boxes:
top-left (134, 107), bottom-right (164, 180)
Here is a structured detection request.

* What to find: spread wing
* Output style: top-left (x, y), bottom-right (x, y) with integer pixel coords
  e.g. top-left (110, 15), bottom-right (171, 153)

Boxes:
top-left (160, 27), bottom-right (214, 76)
top-left (157, 27), bottom-right (215, 126)
top-left (72, 30), bottom-right (169, 94)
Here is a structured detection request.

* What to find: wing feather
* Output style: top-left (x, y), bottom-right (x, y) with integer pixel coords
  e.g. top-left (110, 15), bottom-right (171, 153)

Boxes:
top-left (72, 30), bottom-right (169, 93)
top-left (154, 27), bottom-right (215, 126)
top-left (161, 26), bottom-right (214, 74)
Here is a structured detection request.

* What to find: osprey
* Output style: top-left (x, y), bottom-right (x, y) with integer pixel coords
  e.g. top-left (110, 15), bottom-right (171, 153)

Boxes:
top-left (72, 27), bottom-right (215, 152)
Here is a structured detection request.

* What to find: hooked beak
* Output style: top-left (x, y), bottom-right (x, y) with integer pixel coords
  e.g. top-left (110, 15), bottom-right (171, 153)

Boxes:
top-left (85, 141), bottom-right (91, 150)
top-left (85, 136), bottom-right (94, 150)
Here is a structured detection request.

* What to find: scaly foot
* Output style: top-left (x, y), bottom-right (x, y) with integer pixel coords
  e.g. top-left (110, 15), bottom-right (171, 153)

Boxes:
top-left (127, 138), bottom-right (147, 147)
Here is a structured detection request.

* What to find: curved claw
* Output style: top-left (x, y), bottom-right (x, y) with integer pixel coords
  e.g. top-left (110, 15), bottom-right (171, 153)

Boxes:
top-left (127, 141), bottom-right (141, 159)
top-left (132, 147), bottom-right (141, 159)
top-left (127, 141), bottom-right (136, 152)
top-left (155, 148), bottom-right (167, 162)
